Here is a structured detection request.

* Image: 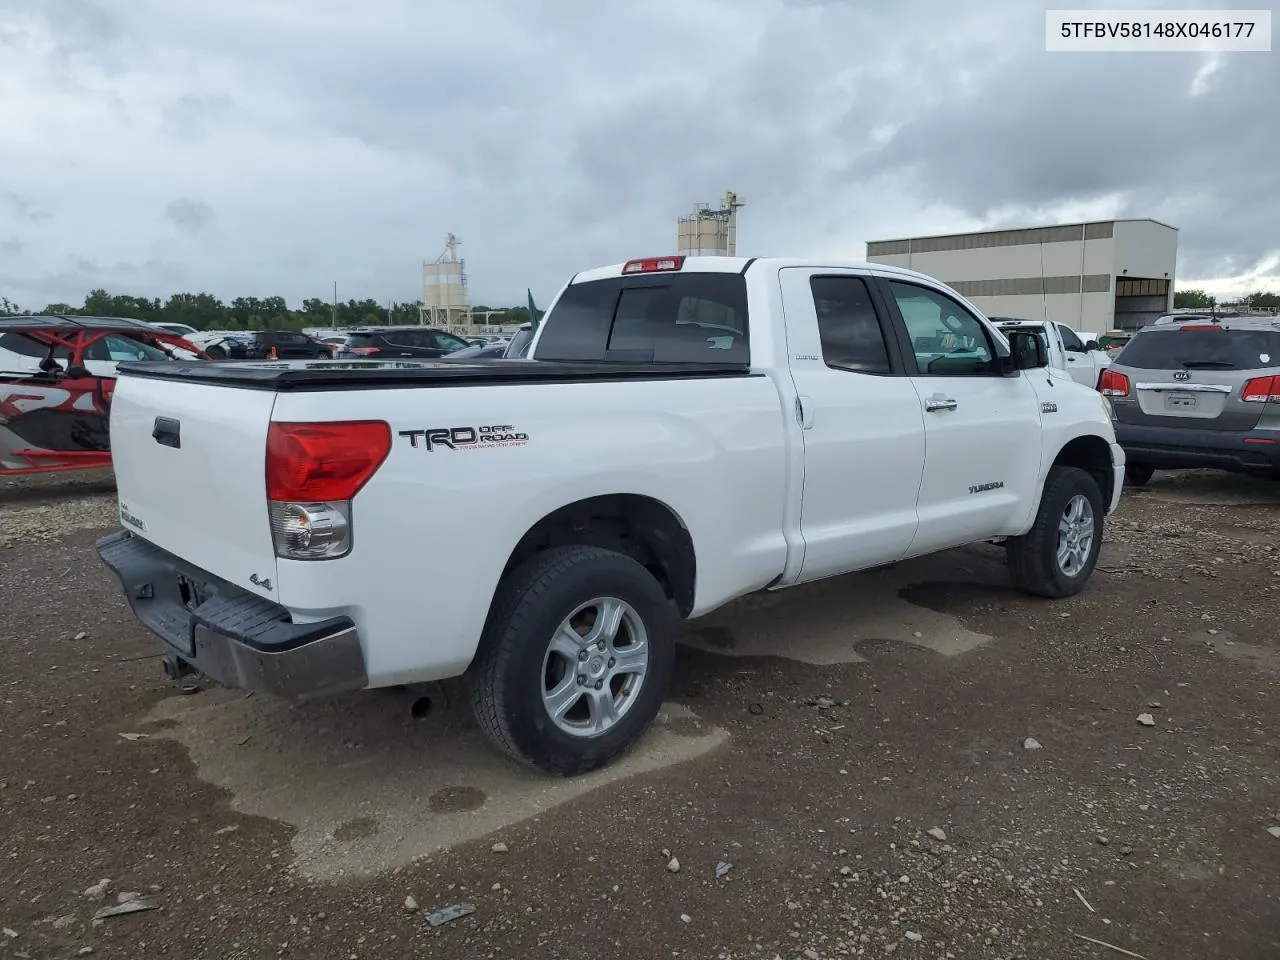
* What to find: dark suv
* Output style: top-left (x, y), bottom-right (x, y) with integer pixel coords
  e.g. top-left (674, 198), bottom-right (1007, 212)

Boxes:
top-left (204, 330), bottom-right (333, 360)
top-left (1102, 315), bottom-right (1280, 484)
top-left (337, 327), bottom-right (471, 359)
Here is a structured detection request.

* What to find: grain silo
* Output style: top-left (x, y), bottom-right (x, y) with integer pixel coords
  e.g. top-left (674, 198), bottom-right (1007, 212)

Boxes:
top-left (677, 192), bottom-right (745, 257)
top-left (420, 233), bottom-right (473, 327)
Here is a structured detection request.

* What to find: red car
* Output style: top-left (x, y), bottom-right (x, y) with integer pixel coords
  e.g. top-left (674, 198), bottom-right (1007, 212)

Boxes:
top-left (0, 315), bottom-right (203, 475)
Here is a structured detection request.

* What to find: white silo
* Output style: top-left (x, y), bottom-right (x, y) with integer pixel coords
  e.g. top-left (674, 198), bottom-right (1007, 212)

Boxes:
top-left (677, 192), bottom-right (745, 257)
top-left (420, 233), bottom-right (473, 328)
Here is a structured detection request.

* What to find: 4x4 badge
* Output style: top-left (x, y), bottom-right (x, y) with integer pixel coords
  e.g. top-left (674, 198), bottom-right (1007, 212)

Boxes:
top-left (1173, 370), bottom-right (1191, 381)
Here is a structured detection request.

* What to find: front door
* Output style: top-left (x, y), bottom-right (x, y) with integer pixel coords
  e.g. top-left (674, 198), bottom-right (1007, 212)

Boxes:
top-left (876, 278), bottom-right (1044, 557)
top-left (778, 267), bottom-right (927, 583)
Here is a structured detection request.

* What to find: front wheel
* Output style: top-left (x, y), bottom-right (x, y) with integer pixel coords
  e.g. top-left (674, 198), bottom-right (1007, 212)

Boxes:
top-left (1007, 465), bottom-right (1105, 599)
top-left (467, 545), bottom-right (678, 776)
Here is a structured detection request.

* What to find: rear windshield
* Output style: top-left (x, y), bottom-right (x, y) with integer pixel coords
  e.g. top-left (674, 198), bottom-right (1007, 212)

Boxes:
top-left (1116, 327), bottom-right (1280, 370)
top-left (534, 272), bottom-right (749, 364)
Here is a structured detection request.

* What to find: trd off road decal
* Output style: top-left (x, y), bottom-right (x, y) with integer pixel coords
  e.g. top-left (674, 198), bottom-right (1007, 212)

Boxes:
top-left (398, 425), bottom-right (529, 451)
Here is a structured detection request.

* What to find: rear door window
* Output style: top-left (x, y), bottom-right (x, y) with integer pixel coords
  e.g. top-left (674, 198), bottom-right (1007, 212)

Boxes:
top-left (535, 272), bottom-right (749, 363)
top-left (809, 276), bottom-right (892, 374)
top-left (379, 329), bottom-right (442, 349)
top-left (1117, 328), bottom-right (1280, 370)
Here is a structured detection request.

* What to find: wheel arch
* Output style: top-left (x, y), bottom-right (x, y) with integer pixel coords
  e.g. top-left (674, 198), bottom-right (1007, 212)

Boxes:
top-left (498, 493), bottom-right (697, 617)
top-left (1049, 433), bottom-right (1115, 511)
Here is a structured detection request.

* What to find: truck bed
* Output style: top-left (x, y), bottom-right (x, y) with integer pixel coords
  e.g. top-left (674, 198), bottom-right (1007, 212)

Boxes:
top-left (115, 358), bottom-right (756, 392)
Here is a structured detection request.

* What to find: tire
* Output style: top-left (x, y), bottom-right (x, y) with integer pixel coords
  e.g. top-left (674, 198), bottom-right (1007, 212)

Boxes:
top-left (467, 545), bottom-right (678, 776)
top-left (1125, 463), bottom-right (1155, 486)
top-left (316, 350), bottom-right (330, 358)
top-left (1007, 465), bottom-right (1105, 599)
top-left (205, 344), bottom-right (227, 360)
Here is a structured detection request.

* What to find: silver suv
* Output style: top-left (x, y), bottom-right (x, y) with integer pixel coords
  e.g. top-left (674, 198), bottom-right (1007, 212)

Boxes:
top-left (1102, 315), bottom-right (1280, 484)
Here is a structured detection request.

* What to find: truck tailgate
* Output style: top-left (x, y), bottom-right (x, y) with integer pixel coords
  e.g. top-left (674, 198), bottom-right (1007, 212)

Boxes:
top-left (109, 373), bottom-right (280, 600)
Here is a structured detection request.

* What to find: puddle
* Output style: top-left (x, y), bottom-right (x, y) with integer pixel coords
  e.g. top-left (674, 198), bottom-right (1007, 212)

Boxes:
top-left (147, 691), bottom-right (724, 881)
top-left (681, 548), bottom-right (996, 665)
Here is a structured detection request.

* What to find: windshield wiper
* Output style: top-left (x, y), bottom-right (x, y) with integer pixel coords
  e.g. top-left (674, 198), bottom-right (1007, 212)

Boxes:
top-left (1180, 360), bottom-right (1236, 369)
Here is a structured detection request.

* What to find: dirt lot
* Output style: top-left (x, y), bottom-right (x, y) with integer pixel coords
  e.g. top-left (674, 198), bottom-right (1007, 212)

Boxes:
top-left (2, 468), bottom-right (1280, 960)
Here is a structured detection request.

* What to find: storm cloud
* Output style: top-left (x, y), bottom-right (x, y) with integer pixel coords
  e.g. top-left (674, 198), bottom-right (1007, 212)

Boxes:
top-left (0, 0), bottom-right (1275, 310)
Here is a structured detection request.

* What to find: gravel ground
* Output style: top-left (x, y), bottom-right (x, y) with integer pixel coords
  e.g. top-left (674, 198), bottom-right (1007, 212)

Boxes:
top-left (1, 468), bottom-right (1279, 960)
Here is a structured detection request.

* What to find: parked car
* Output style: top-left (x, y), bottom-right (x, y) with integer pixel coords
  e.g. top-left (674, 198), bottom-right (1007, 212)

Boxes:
top-left (204, 330), bottom-right (333, 360)
top-left (148, 321), bottom-right (201, 339)
top-left (1102, 314), bottom-right (1280, 484)
top-left (443, 326), bottom-right (534, 362)
top-left (97, 254), bottom-right (1122, 775)
top-left (990, 317), bottom-right (1111, 389)
top-left (445, 342), bottom-right (512, 360)
top-left (336, 327), bottom-right (471, 359)
top-left (0, 315), bottom-right (203, 475)
top-left (1098, 330), bottom-right (1132, 357)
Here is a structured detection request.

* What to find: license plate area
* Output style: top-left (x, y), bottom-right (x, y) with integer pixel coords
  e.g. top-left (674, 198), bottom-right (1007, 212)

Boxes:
top-left (1166, 393), bottom-right (1197, 410)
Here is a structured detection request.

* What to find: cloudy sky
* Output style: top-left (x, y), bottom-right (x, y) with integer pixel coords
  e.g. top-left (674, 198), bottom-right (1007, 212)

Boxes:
top-left (1, 0), bottom-right (1276, 310)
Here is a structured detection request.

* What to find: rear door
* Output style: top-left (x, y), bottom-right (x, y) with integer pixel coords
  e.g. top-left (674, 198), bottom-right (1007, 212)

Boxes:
top-left (876, 277), bottom-right (1044, 555)
top-left (108, 373), bottom-right (281, 599)
top-left (1109, 323), bottom-right (1280, 431)
top-left (778, 267), bottom-right (926, 581)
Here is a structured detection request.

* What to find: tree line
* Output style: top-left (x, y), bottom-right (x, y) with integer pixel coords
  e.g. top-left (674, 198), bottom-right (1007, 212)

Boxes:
top-left (0, 290), bottom-right (535, 330)
top-left (4, 285), bottom-right (1275, 329)
top-left (1174, 289), bottom-right (1280, 311)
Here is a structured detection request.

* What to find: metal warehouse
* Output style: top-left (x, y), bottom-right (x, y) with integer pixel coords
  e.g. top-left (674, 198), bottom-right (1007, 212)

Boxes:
top-left (866, 218), bottom-right (1177, 334)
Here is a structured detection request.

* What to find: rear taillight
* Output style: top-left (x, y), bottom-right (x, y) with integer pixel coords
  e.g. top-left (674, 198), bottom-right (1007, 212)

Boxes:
top-left (265, 421), bottom-right (391, 559)
top-left (1242, 375), bottom-right (1280, 403)
top-left (1098, 368), bottom-right (1130, 397)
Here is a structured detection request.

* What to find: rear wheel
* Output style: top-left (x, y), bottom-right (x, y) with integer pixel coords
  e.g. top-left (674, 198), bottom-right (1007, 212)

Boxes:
top-left (468, 545), bottom-right (677, 776)
top-left (1125, 463), bottom-right (1155, 486)
top-left (1007, 465), bottom-right (1104, 599)
top-left (205, 344), bottom-right (227, 360)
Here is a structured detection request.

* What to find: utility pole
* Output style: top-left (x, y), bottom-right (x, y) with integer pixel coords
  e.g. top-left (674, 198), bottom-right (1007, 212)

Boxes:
top-left (332, 282), bottom-right (338, 328)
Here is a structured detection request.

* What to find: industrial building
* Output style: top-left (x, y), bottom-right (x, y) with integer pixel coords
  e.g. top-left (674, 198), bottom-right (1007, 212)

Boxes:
top-left (866, 219), bottom-right (1177, 333)
top-left (420, 233), bottom-right (473, 327)
top-left (677, 192), bottom-right (745, 257)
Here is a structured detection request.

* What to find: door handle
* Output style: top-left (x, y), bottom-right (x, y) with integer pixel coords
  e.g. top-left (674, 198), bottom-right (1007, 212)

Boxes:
top-left (795, 395), bottom-right (815, 429)
top-left (924, 397), bottom-right (958, 412)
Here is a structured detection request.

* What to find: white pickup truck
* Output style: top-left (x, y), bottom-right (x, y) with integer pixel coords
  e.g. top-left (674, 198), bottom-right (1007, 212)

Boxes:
top-left (97, 256), bottom-right (1124, 775)
top-left (990, 317), bottom-right (1111, 390)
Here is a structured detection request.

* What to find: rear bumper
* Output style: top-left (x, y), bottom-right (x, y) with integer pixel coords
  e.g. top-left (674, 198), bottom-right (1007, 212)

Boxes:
top-left (97, 530), bottom-right (367, 699)
top-left (1114, 422), bottom-right (1280, 476)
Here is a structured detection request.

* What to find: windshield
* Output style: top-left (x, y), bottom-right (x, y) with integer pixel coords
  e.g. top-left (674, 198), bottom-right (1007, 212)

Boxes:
top-left (1116, 328), bottom-right (1280, 370)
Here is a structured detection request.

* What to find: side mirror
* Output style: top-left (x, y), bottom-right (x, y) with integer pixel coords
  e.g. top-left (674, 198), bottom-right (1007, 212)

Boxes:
top-left (1004, 330), bottom-right (1048, 373)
